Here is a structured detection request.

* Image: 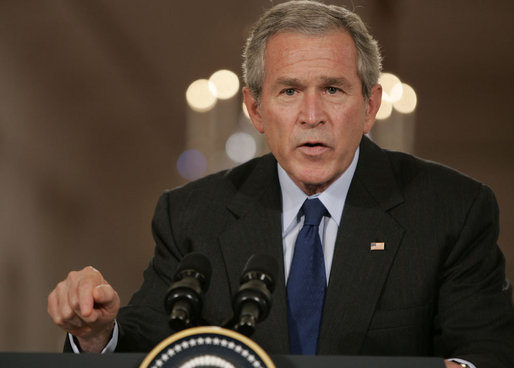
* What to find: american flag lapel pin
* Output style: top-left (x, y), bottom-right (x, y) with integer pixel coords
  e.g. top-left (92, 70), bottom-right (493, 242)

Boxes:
top-left (370, 242), bottom-right (385, 251)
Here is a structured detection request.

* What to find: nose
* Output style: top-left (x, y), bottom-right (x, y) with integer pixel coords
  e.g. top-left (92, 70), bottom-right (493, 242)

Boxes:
top-left (298, 92), bottom-right (327, 127)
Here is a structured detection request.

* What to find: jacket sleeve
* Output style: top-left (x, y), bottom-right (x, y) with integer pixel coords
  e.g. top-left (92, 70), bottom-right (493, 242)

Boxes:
top-left (434, 184), bottom-right (514, 368)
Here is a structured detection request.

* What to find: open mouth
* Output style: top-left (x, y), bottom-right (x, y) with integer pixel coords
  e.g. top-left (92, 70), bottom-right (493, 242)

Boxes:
top-left (303, 142), bottom-right (324, 147)
top-left (301, 141), bottom-right (326, 148)
top-left (298, 141), bottom-right (328, 155)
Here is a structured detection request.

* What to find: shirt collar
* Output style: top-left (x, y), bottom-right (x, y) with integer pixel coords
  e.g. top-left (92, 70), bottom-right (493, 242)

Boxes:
top-left (278, 147), bottom-right (360, 235)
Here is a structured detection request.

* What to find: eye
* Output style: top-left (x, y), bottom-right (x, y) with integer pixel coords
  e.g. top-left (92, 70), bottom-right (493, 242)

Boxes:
top-left (326, 86), bottom-right (340, 95)
top-left (282, 88), bottom-right (296, 96)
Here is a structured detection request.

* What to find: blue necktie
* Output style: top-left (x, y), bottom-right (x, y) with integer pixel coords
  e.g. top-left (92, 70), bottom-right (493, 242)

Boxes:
top-left (287, 198), bottom-right (328, 355)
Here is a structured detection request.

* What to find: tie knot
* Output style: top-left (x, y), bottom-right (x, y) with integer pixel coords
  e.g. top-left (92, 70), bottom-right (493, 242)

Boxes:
top-left (302, 198), bottom-right (328, 226)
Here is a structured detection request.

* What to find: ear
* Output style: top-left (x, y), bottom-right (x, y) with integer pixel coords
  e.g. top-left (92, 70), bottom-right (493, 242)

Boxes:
top-left (243, 86), bottom-right (265, 134)
top-left (363, 84), bottom-right (382, 134)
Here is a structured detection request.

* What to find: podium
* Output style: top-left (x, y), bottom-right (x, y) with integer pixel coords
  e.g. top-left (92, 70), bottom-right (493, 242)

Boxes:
top-left (0, 352), bottom-right (445, 367)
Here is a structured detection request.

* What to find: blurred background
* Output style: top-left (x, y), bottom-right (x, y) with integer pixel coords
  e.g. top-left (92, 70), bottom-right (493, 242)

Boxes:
top-left (0, 0), bottom-right (512, 351)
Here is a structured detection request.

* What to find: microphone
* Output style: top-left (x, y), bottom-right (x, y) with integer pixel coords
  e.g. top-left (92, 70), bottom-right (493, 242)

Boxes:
top-left (164, 252), bottom-right (212, 331)
top-left (233, 254), bottom-right (278, 337)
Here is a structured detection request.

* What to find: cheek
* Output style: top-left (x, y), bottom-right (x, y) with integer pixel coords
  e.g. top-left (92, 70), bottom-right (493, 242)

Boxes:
top-left (261, 109), bottom-right (292, 141)
top-left (263, 125), bottom-right (284, 152)
top-left (332, 105), bottom-right (366, 131)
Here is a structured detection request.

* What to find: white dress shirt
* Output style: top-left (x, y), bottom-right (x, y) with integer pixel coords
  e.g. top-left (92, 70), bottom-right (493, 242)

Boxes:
top-left (279, 148), bottom-right (359, 284)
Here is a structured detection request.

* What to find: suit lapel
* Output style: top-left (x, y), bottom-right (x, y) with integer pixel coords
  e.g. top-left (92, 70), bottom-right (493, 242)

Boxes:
top-left (318, 137), bottom-right (405, 354)
top-left (217, 155), bottom-right (290, 353)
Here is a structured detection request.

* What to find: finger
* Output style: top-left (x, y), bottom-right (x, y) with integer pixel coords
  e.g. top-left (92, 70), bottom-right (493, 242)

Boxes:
top-left (64, 271), bottom-right (85, 317)
top-left (55, 281), bottom-right (78, 321)
top-left (76, 278), bottom-right (96, 318)
top-left (47, 290), bottom-right (61, 325)
top-left (49, 285), bottom-right (84, 332)
top-left (52, 281), bottom-right (76, 323)
top-left (80, 283), bottom-right (119, 325)
top-left (92, 284), bottom-right (116, 306)
top-left (77, 284), bottom-right (107, 324)
top-left (92, 284), bottom-right (120, 323)
top-left (67, 267), bottom-right (105, 316)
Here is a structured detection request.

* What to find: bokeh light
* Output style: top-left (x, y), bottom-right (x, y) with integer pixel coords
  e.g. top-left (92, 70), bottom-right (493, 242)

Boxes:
top-left (376, 99), bottom-right (393, 120)
top-left (380, 72), bottom-right (403, 103)
top-left (225, 132), bottom-right (257, 163)
top-left (393, 83), bottom-right (417, 114)
top-left (209, 69), bottom-right (240, 100)
top-left (177, 150), bottom-right (207, 181)
top-left (186, 79), bottom-right (217, 112)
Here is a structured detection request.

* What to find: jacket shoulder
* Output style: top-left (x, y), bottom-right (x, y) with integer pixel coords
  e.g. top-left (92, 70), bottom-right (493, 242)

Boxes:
top-left (385, 149), bottom-right (487, 198)
top-left (166, 154), bottom-right (274, 200)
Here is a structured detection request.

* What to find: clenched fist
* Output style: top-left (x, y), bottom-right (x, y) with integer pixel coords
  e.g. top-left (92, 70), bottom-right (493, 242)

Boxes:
top-left (48, 266), bottom-right (120, 352)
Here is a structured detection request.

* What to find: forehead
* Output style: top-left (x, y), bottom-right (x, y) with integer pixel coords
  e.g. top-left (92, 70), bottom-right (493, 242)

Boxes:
top-left (263, 30), bottom-right (359, 82)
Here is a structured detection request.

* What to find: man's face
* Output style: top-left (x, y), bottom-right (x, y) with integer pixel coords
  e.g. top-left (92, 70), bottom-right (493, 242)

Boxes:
top-left (244, 30), bottom-right (381, 195)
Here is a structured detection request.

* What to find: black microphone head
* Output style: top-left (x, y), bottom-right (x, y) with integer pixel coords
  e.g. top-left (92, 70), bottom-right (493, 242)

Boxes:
top-left (174, 252), bottom-right (212, 290)
top-left (165, 252), bottom-right (212, 330)
top-left (241, 254), bottom-right (278, 291)
top-left (233, 254), bottom-right (278, 335)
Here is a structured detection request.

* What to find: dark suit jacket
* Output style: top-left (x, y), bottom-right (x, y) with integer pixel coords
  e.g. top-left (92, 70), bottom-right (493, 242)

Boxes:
top-left (112, 136), bottom-right (513, 367)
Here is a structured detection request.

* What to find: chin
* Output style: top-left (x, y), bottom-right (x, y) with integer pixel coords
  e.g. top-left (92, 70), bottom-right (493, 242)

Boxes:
top-left (300, 169), bottom-right (333, 183)
top-left (299, 174), bottom-right (332, 188)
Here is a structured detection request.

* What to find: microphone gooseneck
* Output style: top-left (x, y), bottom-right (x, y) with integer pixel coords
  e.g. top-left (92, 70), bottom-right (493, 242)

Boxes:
top-left (164, 252), bottom-right (212, 331)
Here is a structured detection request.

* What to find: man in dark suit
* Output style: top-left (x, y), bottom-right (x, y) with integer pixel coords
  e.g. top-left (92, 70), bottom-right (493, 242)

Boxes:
top-left (47, 1), bottom-right (513, 367)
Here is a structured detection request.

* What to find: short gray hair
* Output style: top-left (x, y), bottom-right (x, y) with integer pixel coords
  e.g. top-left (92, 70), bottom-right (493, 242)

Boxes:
top-left (242, 0), bottom-right (382, 102)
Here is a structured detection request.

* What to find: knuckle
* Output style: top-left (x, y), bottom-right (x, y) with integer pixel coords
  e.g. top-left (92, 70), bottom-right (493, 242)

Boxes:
top-left (55, 280), bottom-right (67, 291)
top-left (47, 291), bottom-right (55, 304)
top-left (52, 314), bottom-right (64, 326)
top-left (69, 296), bottom-right (81, 312)
top-left (83, 266), bottom-right (101, 279)
top-left (85, 265), bottom-right (98, 273)
top-left (61, 305), bottom-right (75, 321)
top-left (76, 280), bottom-right (94, 297)
top-left (66, 270), bottom-right (78, 281)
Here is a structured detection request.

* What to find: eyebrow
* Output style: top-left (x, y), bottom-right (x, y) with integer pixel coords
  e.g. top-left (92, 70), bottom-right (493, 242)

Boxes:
top-left (274, 76), bottom-right (353, 89)
top-left (274, 78), bottom-right (303, 88)
top-left (321, 76), bottom-right (352, 88)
